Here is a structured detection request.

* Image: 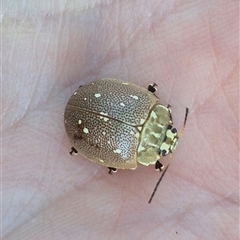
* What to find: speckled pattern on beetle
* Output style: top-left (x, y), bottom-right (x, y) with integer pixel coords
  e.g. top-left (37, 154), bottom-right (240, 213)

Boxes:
top-left (64, 78), bottom-right (182, 172)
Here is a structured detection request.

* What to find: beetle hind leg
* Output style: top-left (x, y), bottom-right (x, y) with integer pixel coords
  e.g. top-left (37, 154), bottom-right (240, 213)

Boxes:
top-left (69, 147), bottom-right (78, 155)
top-left (108, 167), bottom-right (118, 174)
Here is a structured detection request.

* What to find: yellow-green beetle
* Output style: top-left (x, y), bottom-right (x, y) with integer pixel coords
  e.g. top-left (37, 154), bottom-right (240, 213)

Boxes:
top-left (64, 78), bottom-right (188, 175)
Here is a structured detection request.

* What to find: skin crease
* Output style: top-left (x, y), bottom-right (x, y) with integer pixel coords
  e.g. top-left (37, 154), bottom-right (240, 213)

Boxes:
top-left (2, 0), bottom-right (238, 239)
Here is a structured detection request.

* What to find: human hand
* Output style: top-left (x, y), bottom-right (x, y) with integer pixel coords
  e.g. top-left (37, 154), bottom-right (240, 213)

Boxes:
top-left (3, 1), bottom-right (238, 239)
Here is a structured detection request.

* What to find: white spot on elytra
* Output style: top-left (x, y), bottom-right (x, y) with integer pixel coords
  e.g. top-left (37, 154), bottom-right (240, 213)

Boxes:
top-left (78, 120), bottom-right (82, 124)
top-left (73, 91), bottom-right (77, 95)
top-left (102, 132), bottom-right (106, 135)
top-left (83, 128), bottom-right (89, 134)
top-left (100, 116), bottom-right (109, 121)
top-left (122, 82), bottom-right (129, 85)
top-left (100, 112), bottom-right (108, 116)
top-left (107, 141), bottom-right (111, 144)
top-left (99, 159), bottom-right (104, 163)
top-left (135, 132), bottom-right (140, 138)
top-left (120, 102), bottom-right (125, 107)
top-left (140, 118), bottom-right (145, 124)
top-left (84, 98), bottom-right (87, 100)
top-left (130, 95), bottom-right (138, 100)
top-left (94, 93), bottom-right (101, 98)
top-left (113, 149), bottom-right (122, 154)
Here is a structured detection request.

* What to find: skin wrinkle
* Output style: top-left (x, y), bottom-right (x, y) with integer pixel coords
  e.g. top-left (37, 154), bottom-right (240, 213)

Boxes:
top-left (200, 15), bottom-right (219, 84)
top-left (42, 141), bottom-right (56, 197)
top-left (52, 19), bottom-right (61, 81)
top-left (77, 5), bottom-right (165, 80)
top-left (33, 16), bottom-right (52, 84)
top-left (168, 126), bottom-right (236, 205)
top-left (222, 63), bottom-right (238, 122)
top-left (6, 41), bottom-right (51, 130)
top-left (101, 34), bottom-right (120, 65)
top-left (152, 0), bottom-right (176, 26)
top-left (7, 23), bottom-right (18, 67)
top-left (4, 134), bottom-right (50, 233)
top-left (206, 17), bottom-right (218, 74)
top-left (55, 13), bottom-right (71, 82)
top-left (127, 14), bottom-right (150, 44)
top-left (193, 79), bottom-right (221, 116)
top-left (10, 190), bottom-right (38, 233)
top-left (7, 132), bottom-right (52, 230)
top-left (4, 187), bottom-right (35, 234)
top-left (206, 80), bottom-right (237, 149)
top-left (176, 209), bottom-right (199, 238)
top-left (158, 206), bottom-right (195, 239)
top-left (217, 101), bottom-right (237, 150)
top-left (110, 200), bottom-right (123, 239)
top-left (186, 200), bottom-right (220, 238)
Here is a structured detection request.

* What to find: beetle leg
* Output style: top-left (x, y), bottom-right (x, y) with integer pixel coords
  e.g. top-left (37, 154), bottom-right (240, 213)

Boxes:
top-left (148, 83), bottom-right (157, 93)
top-left (155, 160), bottom-right (164, 172)
top-left (108, 167), bottom-right (118, 174)
top-left (69, 147), bottom-right (78, 155)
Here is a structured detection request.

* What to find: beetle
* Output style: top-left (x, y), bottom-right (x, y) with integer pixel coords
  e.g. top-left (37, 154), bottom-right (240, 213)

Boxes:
top-left (64, 78), bottom-right (188, 202)
top-left (64, 78), bottom-right (188, 173)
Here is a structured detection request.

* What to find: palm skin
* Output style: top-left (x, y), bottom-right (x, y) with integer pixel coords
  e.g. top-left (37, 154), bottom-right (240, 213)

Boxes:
top-left (3, 1), bottom-right (238, 239)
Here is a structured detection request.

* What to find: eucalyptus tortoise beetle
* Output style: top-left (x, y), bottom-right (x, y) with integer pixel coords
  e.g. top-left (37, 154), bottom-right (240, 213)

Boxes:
top-left (64, 78), bottom-right (188, 201)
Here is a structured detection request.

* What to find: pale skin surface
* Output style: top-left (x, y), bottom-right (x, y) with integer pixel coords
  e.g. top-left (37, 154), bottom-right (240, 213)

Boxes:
top-left (2, 0), bottom-right (239, 239)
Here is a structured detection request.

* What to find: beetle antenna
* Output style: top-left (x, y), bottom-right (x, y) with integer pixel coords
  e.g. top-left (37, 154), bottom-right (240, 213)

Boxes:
top-left (179, 108), bottom-right (189, 137)
top-left (148, 108), bottom-right (189, 204)
top-left (148, 163), bottom-right (170, 204)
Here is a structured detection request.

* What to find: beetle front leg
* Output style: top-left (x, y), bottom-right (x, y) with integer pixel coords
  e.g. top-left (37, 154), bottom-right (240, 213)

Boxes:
top-left (155, 160), bottom-right (164, 172)
top-left (147, 83), bottom-right (157, 93)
